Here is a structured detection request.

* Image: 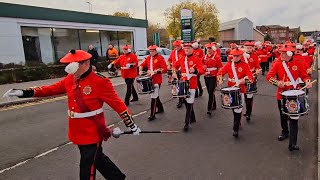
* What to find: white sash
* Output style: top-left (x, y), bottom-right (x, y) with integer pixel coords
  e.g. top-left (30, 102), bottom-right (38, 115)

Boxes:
top-left (184, 57), bottom-right (196, 80)
top-left (175, 50), bottom-right (178, 62)
top-left (243, 55), bottom-right (248, 63)
top-left (231, 61), bottom-right (240, 84)
top-left (282, 61), bottom-right (297, 89)
top-left (150, 56), bottom-right (154, 75)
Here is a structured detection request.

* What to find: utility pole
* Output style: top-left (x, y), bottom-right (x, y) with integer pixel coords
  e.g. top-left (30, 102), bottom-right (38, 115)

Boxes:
top-left (86, 1), bottom-right (92, 13)
top-left (144, 0), bottom-right (147, 20)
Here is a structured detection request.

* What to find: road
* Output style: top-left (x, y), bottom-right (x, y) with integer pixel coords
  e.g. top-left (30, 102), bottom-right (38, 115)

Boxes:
top-left (0, 72), bottom-right (318, 180)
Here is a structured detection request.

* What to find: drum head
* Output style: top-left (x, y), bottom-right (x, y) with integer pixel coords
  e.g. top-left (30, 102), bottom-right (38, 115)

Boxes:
top-left (221, 87), bottom-right (240, 91)
top-left (138, 76), bottom-right (151, 80)
top-left (281, 90), bottom-right (305, 96)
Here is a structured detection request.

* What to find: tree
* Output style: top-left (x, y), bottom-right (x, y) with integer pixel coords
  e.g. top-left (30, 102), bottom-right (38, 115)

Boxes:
top-left (147, 23), bottom-right (161, 46)
top-left (264, 33), bottom-right (272, 42)
top-left (164, 0), bottom-right (219, 40)
top-left (112, 11), bottom-right (133, 18)
top-left (299, 34), bottom-right (305, 44)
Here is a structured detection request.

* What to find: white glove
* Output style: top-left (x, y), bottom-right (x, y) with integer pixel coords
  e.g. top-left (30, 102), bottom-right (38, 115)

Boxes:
top-left (107, 64), bottom-right (113, 69)
top-left (302, 53), bottom-right (308, 57)
top-left (126, 63), bottom-right (132, 68)
top-left (3, 89), bottom-right (23, 98)
top-left (130, 124), bottom-right (141, 135)
top-left (244, 53), bottom-right (250, 58)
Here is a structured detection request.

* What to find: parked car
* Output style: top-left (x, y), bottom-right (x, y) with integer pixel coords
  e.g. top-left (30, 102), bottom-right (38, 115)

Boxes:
top-left (135, 48), bottom-right (171, 66)
top-left (220, 48), bottom-right (229, 62)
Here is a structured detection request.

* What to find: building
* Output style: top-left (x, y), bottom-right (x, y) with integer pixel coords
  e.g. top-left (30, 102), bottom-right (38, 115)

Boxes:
top-left (0, 2), bottom-right (148, 65)
top-left (256, 25), bottom-right (301, 44)
top-left (218, 17), bottom-right (265, 47)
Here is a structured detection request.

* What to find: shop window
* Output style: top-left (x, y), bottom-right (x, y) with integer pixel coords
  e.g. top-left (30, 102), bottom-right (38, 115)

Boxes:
top-left (118, 31), bottom-right (134, 54)
top-left (78, 29), bottom-right (102, 56)
top-left (100, 31), bottom-right (119, 58)
top-left (52, 28), bottom-right (80, 60)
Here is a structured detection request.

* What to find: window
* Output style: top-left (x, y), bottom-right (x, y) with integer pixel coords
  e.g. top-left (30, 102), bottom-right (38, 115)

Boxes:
top-left (21, 27), bottom-right (54, 64)
top-left (100, 31), bottom-right (119, 57)
top-left (163, 49), bottom-right (171, 55)
top-left (52, 28), bottom-right (80, 60)
top-left (118, 31), bottom-right (133, 54)
top-left (78, 29), bottom-right (102, 56)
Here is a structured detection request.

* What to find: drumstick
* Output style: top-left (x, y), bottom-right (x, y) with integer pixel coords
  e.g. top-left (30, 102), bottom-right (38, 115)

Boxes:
top-left (300, 80), bottom-right (317, 90)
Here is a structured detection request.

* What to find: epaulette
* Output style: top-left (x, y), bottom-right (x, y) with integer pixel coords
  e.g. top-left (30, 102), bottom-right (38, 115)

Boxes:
top-left (94, 72), bottom-right (106, 79)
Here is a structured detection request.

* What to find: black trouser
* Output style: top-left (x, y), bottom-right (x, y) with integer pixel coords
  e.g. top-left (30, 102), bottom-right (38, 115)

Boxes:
top-left (244, 94), bottom-right (253, 116)
top-left (260, 62), bottom-right (268, 74)
top-left (125, 78), bottom-right (138, 102)
top-left (150, 85), bottom-right (163, 117)
top-left (277, 100), bottom-right (298, 146)
top-left (78, 142), bottom-right (126, 180)
top-left (267, 57), bottom-right (272, 71)
top-left (184, 101), bottom-right (196, 125)
top-left (232, 110), bottom-right (242, 132)
top-left (196, 75), bottom-right (203, 96)
top-left (176, 71), bottom-right (184, 104)
top-left (204, 76), bottom-right (217, 111)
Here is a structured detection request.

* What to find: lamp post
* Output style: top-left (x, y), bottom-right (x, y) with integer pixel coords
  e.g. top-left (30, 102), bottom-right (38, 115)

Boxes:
top-left (144, 0), bottom-right (147, 20)
top-left (86, 1), bottom-right (92, 13)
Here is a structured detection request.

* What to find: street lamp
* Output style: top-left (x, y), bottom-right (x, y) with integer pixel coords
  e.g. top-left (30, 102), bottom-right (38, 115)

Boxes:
top-left (144, 0), bottom-right (147, 20)
top-left (86, 1), bottom-right (92, 13)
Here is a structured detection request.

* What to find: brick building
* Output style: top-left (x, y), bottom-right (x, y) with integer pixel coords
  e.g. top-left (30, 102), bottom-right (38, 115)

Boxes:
top-left (256, 25), bottom-right (300, 44)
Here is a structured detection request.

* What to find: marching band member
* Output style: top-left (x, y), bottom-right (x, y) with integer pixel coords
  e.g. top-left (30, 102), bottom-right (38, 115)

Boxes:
top-left (218, 48), bottom-right (254, 138)
top-left (256, 43), bottom-right (269, 75)
top-left (168, 40), bottom-right (186, 108)
top-left (243, 41), bottom-right (261, 121)
top-left (192, 39), bottom-right (205, 97)
top-left (139, 45), bottom-right (168, 121)
top-left (108, 45), bottom-right (138, 106)
top-left (266, 46), bottom-right (312, 151)
top-left (172, 42), bottom-right (205, 131)
top-left (203, 43), bottom-right (223, 115)
top-left (3, 49), bottom-right (141, 180)
top-left (227, 43), bottom-right (237, 61)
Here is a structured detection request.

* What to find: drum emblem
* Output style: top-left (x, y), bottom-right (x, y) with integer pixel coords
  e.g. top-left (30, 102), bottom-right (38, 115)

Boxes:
top-left (286, 100), bottom-right (300, 113)
top-left (292, 66), bottom-right (298, 71)
top-left (83, 86), bottom-right (92, 95)
top-left (223, 94), bottom-right (232, 106)
top-left (189, 61), bottom-right (194, 66)
top-left (154, 59), bottom-right (158, 63)
top-left (172, 85), bottom-right (178, 96)
top-left (249, 58), bottom-right (253, 62)
top-left (238, 67), bottom-right (242, 72)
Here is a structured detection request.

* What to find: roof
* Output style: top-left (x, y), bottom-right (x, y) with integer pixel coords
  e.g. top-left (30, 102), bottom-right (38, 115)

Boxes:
top-left (219, 17), bottom-right (251, 31)
top-left (253, 28), bottom-right (265, 36)
top-left (0, 2), bottom-right (148, 28)
top-left (257, 25), bottom-right (288, 29)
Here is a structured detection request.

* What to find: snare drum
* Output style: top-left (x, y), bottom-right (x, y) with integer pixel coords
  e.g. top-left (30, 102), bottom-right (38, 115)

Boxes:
top-left (246, 76), bottom-right (257, 93)
top-left (220, 87), bottom-right (242, 109)
top-left (136, 76), bottom-right (154, 94)
top-left (280, 90), bottom-right (309, 117)
top-left (172, 80), bottom-right (190, 98)
top-left (167, 69), bottom-right (173, 76)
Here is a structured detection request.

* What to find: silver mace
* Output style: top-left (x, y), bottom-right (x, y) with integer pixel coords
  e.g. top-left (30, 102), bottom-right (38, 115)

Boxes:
top-left (112, 127), bottom-right (180, 138)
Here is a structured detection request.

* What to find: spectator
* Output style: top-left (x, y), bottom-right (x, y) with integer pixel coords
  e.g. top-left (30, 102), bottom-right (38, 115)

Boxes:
top-left (106, 44), bottom-right (119, 62)
top-left (87, 44), bottom-right (99, 70)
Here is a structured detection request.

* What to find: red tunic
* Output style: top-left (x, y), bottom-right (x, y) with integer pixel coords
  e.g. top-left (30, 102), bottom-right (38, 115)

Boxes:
top-left (245, 53), bottom-right (261, 72)
top-left (32, 71), bottom-right (130, 145)
top-left (193, 48), bottom-right (205, 60)
top-left (293, 54), bottom-right (309, 71)
top-left (273, 50), bottom-right (280, 59)
top-left (140, 54), bottom-right (168, 84)
top-left (218, 61), bottom-right (253, 93)
top-left (112, 52), bottom-right (138, 79)
top-left (203, 53), bottom-right (223, 77)
top-left (266, 59), bottom-right (310, 100)
top-left (174, 54), bottom-right (205, 89)
top-left (256, 48), bottom-right (268, 62)
top-left (168, 48), bottom-right (185, 67)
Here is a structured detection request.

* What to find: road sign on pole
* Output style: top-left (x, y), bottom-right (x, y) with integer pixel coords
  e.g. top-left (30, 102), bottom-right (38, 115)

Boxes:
top-left (180, 9), bottom-right (194, 42)
top-left (153, 32), bottom-right (160, 46)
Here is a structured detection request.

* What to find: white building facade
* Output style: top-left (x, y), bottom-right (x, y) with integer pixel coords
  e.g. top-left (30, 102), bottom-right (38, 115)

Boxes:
top-left (0, 2), bottom-right (148, 65)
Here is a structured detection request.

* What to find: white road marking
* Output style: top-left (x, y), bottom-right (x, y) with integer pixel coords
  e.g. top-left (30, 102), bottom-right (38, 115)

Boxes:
top-left (0, 110), bottom-right (147, 174)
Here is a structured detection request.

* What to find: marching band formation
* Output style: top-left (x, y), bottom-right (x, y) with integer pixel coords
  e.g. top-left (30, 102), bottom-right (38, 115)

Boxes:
top-left (2, 38), bottom-right (317, 179)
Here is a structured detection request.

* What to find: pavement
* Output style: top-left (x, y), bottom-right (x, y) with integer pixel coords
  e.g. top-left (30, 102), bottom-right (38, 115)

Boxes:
top-left (0, 68), bottom-right (318, 179)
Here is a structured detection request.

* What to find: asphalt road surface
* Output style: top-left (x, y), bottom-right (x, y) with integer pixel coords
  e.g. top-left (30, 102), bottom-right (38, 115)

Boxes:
top-left (0, 72), bottom-right (318, 180)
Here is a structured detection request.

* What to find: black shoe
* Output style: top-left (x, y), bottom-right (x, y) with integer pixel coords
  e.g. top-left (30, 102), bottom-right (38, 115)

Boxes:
top-left (233, 131), bottom-right (239, 138)
top-left (278, 134), bottom-right (289, 141)
top-left (130, 98), bottom-right (138, 102)
top-left (176, 102), bottom-right (182, 108)
top-left (243, 113), bottom-right (246, 117)
top-left (155, 109), bottom-right (164, 114)
top-left (125, 101), bottom-right (129, 106)
top-left (148, 116), bottom-right (156, 121)
top-left (246, 115), bottom-right (251, 121)
top-left (207, 111), bottom-right (212, 116)
top-left (195, 94), bottom-right (199, 98)
top-left (190, 119), bottom-right (196, 124)
top-left (288, 145), bottom-right (300, 151)
top-left (183, 124), bottom-right (189, 132)
top-left (199, 91), bottom-right (203, 97)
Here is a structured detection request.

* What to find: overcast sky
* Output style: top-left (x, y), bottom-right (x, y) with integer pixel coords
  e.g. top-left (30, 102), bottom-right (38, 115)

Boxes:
top-left (1, 0), bottom-right (319, 31)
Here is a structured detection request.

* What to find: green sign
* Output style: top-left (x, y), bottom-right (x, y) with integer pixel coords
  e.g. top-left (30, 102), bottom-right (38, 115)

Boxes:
top-left (153, 32), bottom-right (160, 46)
top-left (180, 9), bottom-right (194, 42)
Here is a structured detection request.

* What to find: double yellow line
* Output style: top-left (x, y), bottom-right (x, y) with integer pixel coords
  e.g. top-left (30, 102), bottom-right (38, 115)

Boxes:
top-left (0, 96), bottom-right (67, 112)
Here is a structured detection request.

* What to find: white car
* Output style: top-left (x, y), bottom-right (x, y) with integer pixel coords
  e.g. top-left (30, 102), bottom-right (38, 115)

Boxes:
top-left (135, 48), bottom-right (171, 66)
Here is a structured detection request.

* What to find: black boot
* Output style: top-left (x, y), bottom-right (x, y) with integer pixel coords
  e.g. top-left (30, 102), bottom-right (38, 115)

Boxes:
top-left (124, 99), bottom-right (130, 106)
top-left (278, 134), bottom-right (289, 141)
top-left (245, 96), bottom-right (253, 122)
top-left (184, 102), bottom-right (192, 131)
top-left (195, 89), bottom-right (199, 98)
top-left (176, 98), bottom-right (183, 108)
top-left (233, 111), bottom-right (241, 137)
top-left (288, 145), bottom-right (300, 151)
top-left (190, 104), bottom-right (196, 124)
top-left (155, 97), bottom-right (164, 114)
top-left (148, 98), bottom-right (156, 121)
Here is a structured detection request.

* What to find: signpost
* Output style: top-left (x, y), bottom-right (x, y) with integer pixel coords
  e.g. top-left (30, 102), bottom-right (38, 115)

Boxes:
top-left (180, 9), bottom-right (194, 43)
top-left (153, 32), bottom-right (160, 46)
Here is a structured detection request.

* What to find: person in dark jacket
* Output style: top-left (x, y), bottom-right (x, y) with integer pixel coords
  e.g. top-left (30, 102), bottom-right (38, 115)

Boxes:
top-left (87, 44), bottom-right (99, 70)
